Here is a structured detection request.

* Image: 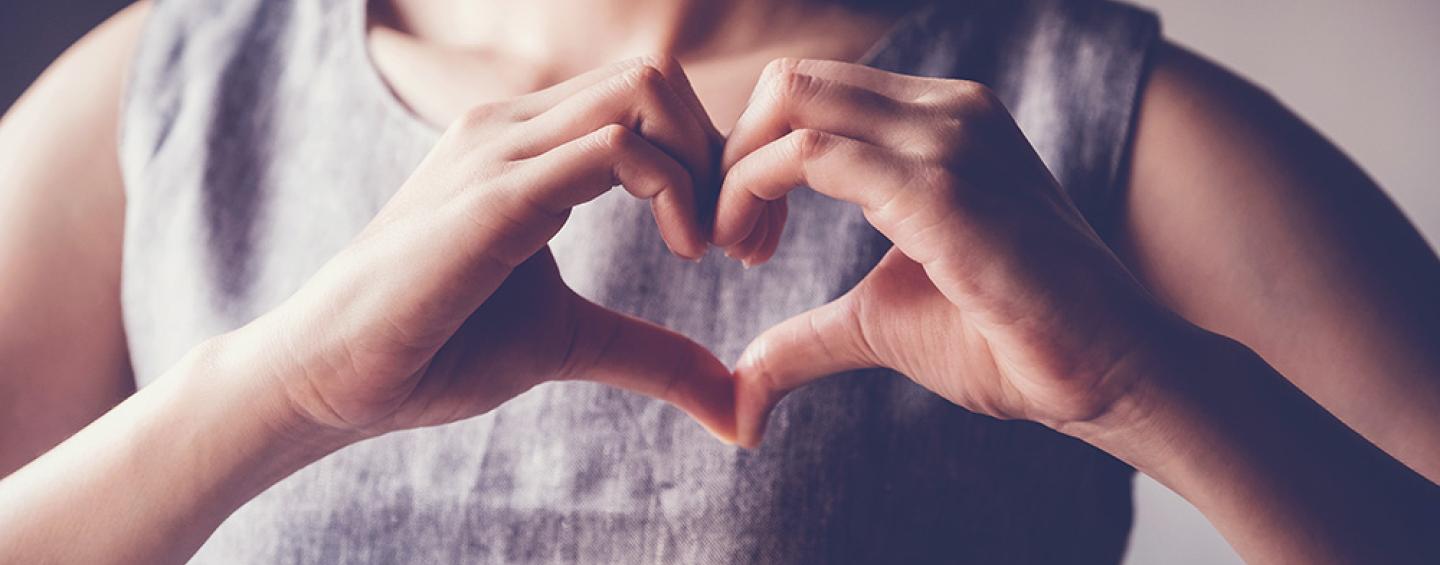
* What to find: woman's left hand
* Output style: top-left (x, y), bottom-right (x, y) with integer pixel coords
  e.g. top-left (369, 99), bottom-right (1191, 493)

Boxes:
top-left (716, 59), bottom-right (1192, 447)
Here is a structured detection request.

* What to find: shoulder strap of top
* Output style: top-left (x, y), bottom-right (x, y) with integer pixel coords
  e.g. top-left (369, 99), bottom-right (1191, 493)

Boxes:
top-left (121, 0), bottom-right (256, 192)
top-left (118, 0), bottom-right (353, 197)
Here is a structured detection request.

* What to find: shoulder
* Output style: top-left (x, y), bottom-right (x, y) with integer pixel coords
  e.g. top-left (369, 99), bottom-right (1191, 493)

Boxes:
top-left (2, 1), bottom-right (151, 129)
top-left (0, 1), bottom-right (151, 194)
top-left (0, 2), bottom-right (155, 434)
top-left (1125, 41), bottom-right (1320, 209)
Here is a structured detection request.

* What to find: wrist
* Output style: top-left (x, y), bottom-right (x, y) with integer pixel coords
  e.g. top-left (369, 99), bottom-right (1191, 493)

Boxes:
top-left (1056, 322), bottom-right (1440, 563)
top-left (0, 333), bottom-right (366, 562)
top-left (187, 329), bottom-right (361, 467)
top-left (1055, 322), bottom-right (1249, 476)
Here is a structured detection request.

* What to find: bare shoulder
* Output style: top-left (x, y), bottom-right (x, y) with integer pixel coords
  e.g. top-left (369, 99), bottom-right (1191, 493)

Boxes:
top-left (0, 1), bottom-right (153, 476)
top-left (0, 1), bottom-right (151, 136)
top-left (0, 0), bottom-right (153, 295)
top-left (1119, 39), bottom-right (1436, 320)
top-left (1117, 40), bottom-right (1440, 477)
top-left (0, 1), bottom-right (152, 209)
top-left (1125, 40), bottom-right (1357, 212)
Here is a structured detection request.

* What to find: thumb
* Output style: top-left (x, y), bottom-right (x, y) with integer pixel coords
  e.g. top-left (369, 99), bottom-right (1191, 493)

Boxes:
top-left (563, 294), bottom-right (739, 444)
top-left (733, 293), bottom-right (878, 448)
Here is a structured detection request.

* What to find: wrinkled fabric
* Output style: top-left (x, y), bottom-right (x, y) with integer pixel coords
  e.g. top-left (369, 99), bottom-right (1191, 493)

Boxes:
top-left (118, 0), bottom-right (1160, 562)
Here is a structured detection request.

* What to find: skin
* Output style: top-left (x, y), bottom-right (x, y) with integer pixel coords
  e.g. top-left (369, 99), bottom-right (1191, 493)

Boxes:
top-left (1, 0), bottom-right (1437, 563)
top-left (715, 57), bottom-right (1440, 563)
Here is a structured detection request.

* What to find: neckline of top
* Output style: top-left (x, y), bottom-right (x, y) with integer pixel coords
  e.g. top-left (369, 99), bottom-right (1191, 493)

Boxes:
top-left (346, 0), bottom-right (939, 137)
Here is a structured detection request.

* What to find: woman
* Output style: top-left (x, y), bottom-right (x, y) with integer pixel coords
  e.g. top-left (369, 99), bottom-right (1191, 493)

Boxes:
top-left (0, 0), bottom-right (1436, 562)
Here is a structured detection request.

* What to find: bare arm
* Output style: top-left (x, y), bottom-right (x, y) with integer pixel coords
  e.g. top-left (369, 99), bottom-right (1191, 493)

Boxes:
top-left (0, 2), bottom-right (149, 478)
top-left (0, 8), bottom-right (304, 560)
top-left (0, 43), bottom-right (737, 562)
top-left (1071, 331), bottom-right (1440, 563)
top-left (717, 57), bottom-right (1440, 564)
top-left (1117, 42), bottom-right (1440, 482)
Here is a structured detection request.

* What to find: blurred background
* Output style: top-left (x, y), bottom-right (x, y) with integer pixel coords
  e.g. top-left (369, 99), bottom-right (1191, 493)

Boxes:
top-left (3, 1), bottom-right (1436, 563)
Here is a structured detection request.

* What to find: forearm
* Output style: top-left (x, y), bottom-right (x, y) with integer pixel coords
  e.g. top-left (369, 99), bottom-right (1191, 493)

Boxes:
top-left (1068, 331), bottom-right (1440, 564)
top-left (0, 335), bottom-right (349, 564)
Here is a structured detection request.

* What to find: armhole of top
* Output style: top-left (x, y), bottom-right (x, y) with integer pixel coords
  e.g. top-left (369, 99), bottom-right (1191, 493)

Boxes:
top-left (115, 0), bottom-right (170, 199)
top-left (1091, 4), bottom-right (1163, 237)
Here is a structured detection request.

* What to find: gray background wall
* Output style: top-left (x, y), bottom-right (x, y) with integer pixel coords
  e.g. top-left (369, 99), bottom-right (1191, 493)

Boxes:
top-left (3, 1), bottom-right (1436, 563)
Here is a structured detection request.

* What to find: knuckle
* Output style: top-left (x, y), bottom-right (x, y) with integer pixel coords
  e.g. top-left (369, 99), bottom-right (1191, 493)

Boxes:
top-left (911, 141), bottom-right (948, 163)
top-left (625, 63), bottom-right (669, 94)
top-left (612, 55), bottom-right (658, 77)
top-left (830, 295), bottom-right (876, 365)
top-left (762, 57), bottom-right (803, 80)
top-left (636, 53), bottom-right (681, 75)
top-left (916, 163), bottom-right (960, 194)
top-left (626, 54), bottom-right (660, 68)
top-left (625, 54), bottom-right (660, 70)
top-left (453, 102), bottom-right (507, 130)
top-left (591, 123), bottom-right (636, 153)
top-left (614, 65), bottom-right (670, 118)
top-left (769, 65), bottom-right (818, 105)
top-left (740, 339), bottom-right (781, 392)
top-left (870, 164), bottom-right (960, 237)
top-left (912, 116), bottom-right (968, 160)
top-left (950, 80), bottom-right (1004, 115)
top-left (789, 128), bottom-right (834, 160)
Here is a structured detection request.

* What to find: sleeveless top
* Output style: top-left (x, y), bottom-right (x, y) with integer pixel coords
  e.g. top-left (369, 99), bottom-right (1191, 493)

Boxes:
top-left (119, 1), bottom-right (1160, 563)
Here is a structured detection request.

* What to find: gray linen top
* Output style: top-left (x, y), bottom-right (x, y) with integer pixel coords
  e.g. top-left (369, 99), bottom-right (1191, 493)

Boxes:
top-left (118, 0), bottom-right (1161, 562)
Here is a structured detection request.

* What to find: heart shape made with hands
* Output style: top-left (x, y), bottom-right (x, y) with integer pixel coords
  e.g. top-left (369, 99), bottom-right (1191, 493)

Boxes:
top-left (588, 58), bottom-right (1012, 449)
top-left (468, 57), bottom-right (898, 450)
top-left (285, 55), bottom-right (1148, 455)
top-left (550, 56), bottom-right (1151, 452)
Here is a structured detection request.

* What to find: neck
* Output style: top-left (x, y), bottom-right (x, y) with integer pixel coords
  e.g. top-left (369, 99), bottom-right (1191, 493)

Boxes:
top-left (380, 0), bottom-right (890, 65)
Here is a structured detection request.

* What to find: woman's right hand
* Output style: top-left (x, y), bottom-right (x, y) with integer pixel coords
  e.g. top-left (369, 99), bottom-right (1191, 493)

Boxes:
top-left (222, 57), bottom-right (737, 445)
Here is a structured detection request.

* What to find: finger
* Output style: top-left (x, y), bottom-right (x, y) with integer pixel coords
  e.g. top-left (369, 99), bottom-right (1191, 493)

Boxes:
top-left (644, 56), bottom-right (725, 143)
top-left (653, 60), bottom-right (727, 230)
top-left (512, 59), bottom-right (644, 114)
top-left (514, 63), bottom-right (715, 181)
top-left (728, 198), bottom-right (787, 268)
top-left (713, 71), bottom-right (925, 250)
top-left (514, 66), bottom-right (716, 257)
top-left (759, 58), bottom-right (937, 101)
top-left (517, 56), bottom-right (722, 140)
top-left (733, 292), bottom-right (876, 448)
top-left (751, 197), bottom-right (788, 266)
top-left (716, 129), bottom-right (924, 249)
top-left (632, 56), bottom-right (725, 230)
top-left (724, 201), bottom-right (770, 267)
top-left (562, 293), bottom-right (738, 444)
top-left (509, 124), bottom-right (706, 259)
top-left (721, 64), bottom-right (923, 174)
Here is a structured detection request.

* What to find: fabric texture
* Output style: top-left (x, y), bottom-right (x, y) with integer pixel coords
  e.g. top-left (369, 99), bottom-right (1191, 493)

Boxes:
top-left (118, 0), bottom-right (1161, 562)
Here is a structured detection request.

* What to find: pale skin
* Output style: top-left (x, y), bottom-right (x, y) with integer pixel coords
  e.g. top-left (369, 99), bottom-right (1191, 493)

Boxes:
top-left (0, 0), bottom-right (1437, 563)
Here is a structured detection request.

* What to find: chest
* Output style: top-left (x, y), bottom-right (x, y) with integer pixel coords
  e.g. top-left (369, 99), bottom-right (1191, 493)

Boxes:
top-left (365, 34), bottom-right (764, 133)
top-left (362, 5), bottom-right (899, 133)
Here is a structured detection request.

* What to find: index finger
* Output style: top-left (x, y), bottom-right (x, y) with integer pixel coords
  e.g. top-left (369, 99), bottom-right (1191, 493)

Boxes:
top-left (516, 56), bottom-right (722, 140)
